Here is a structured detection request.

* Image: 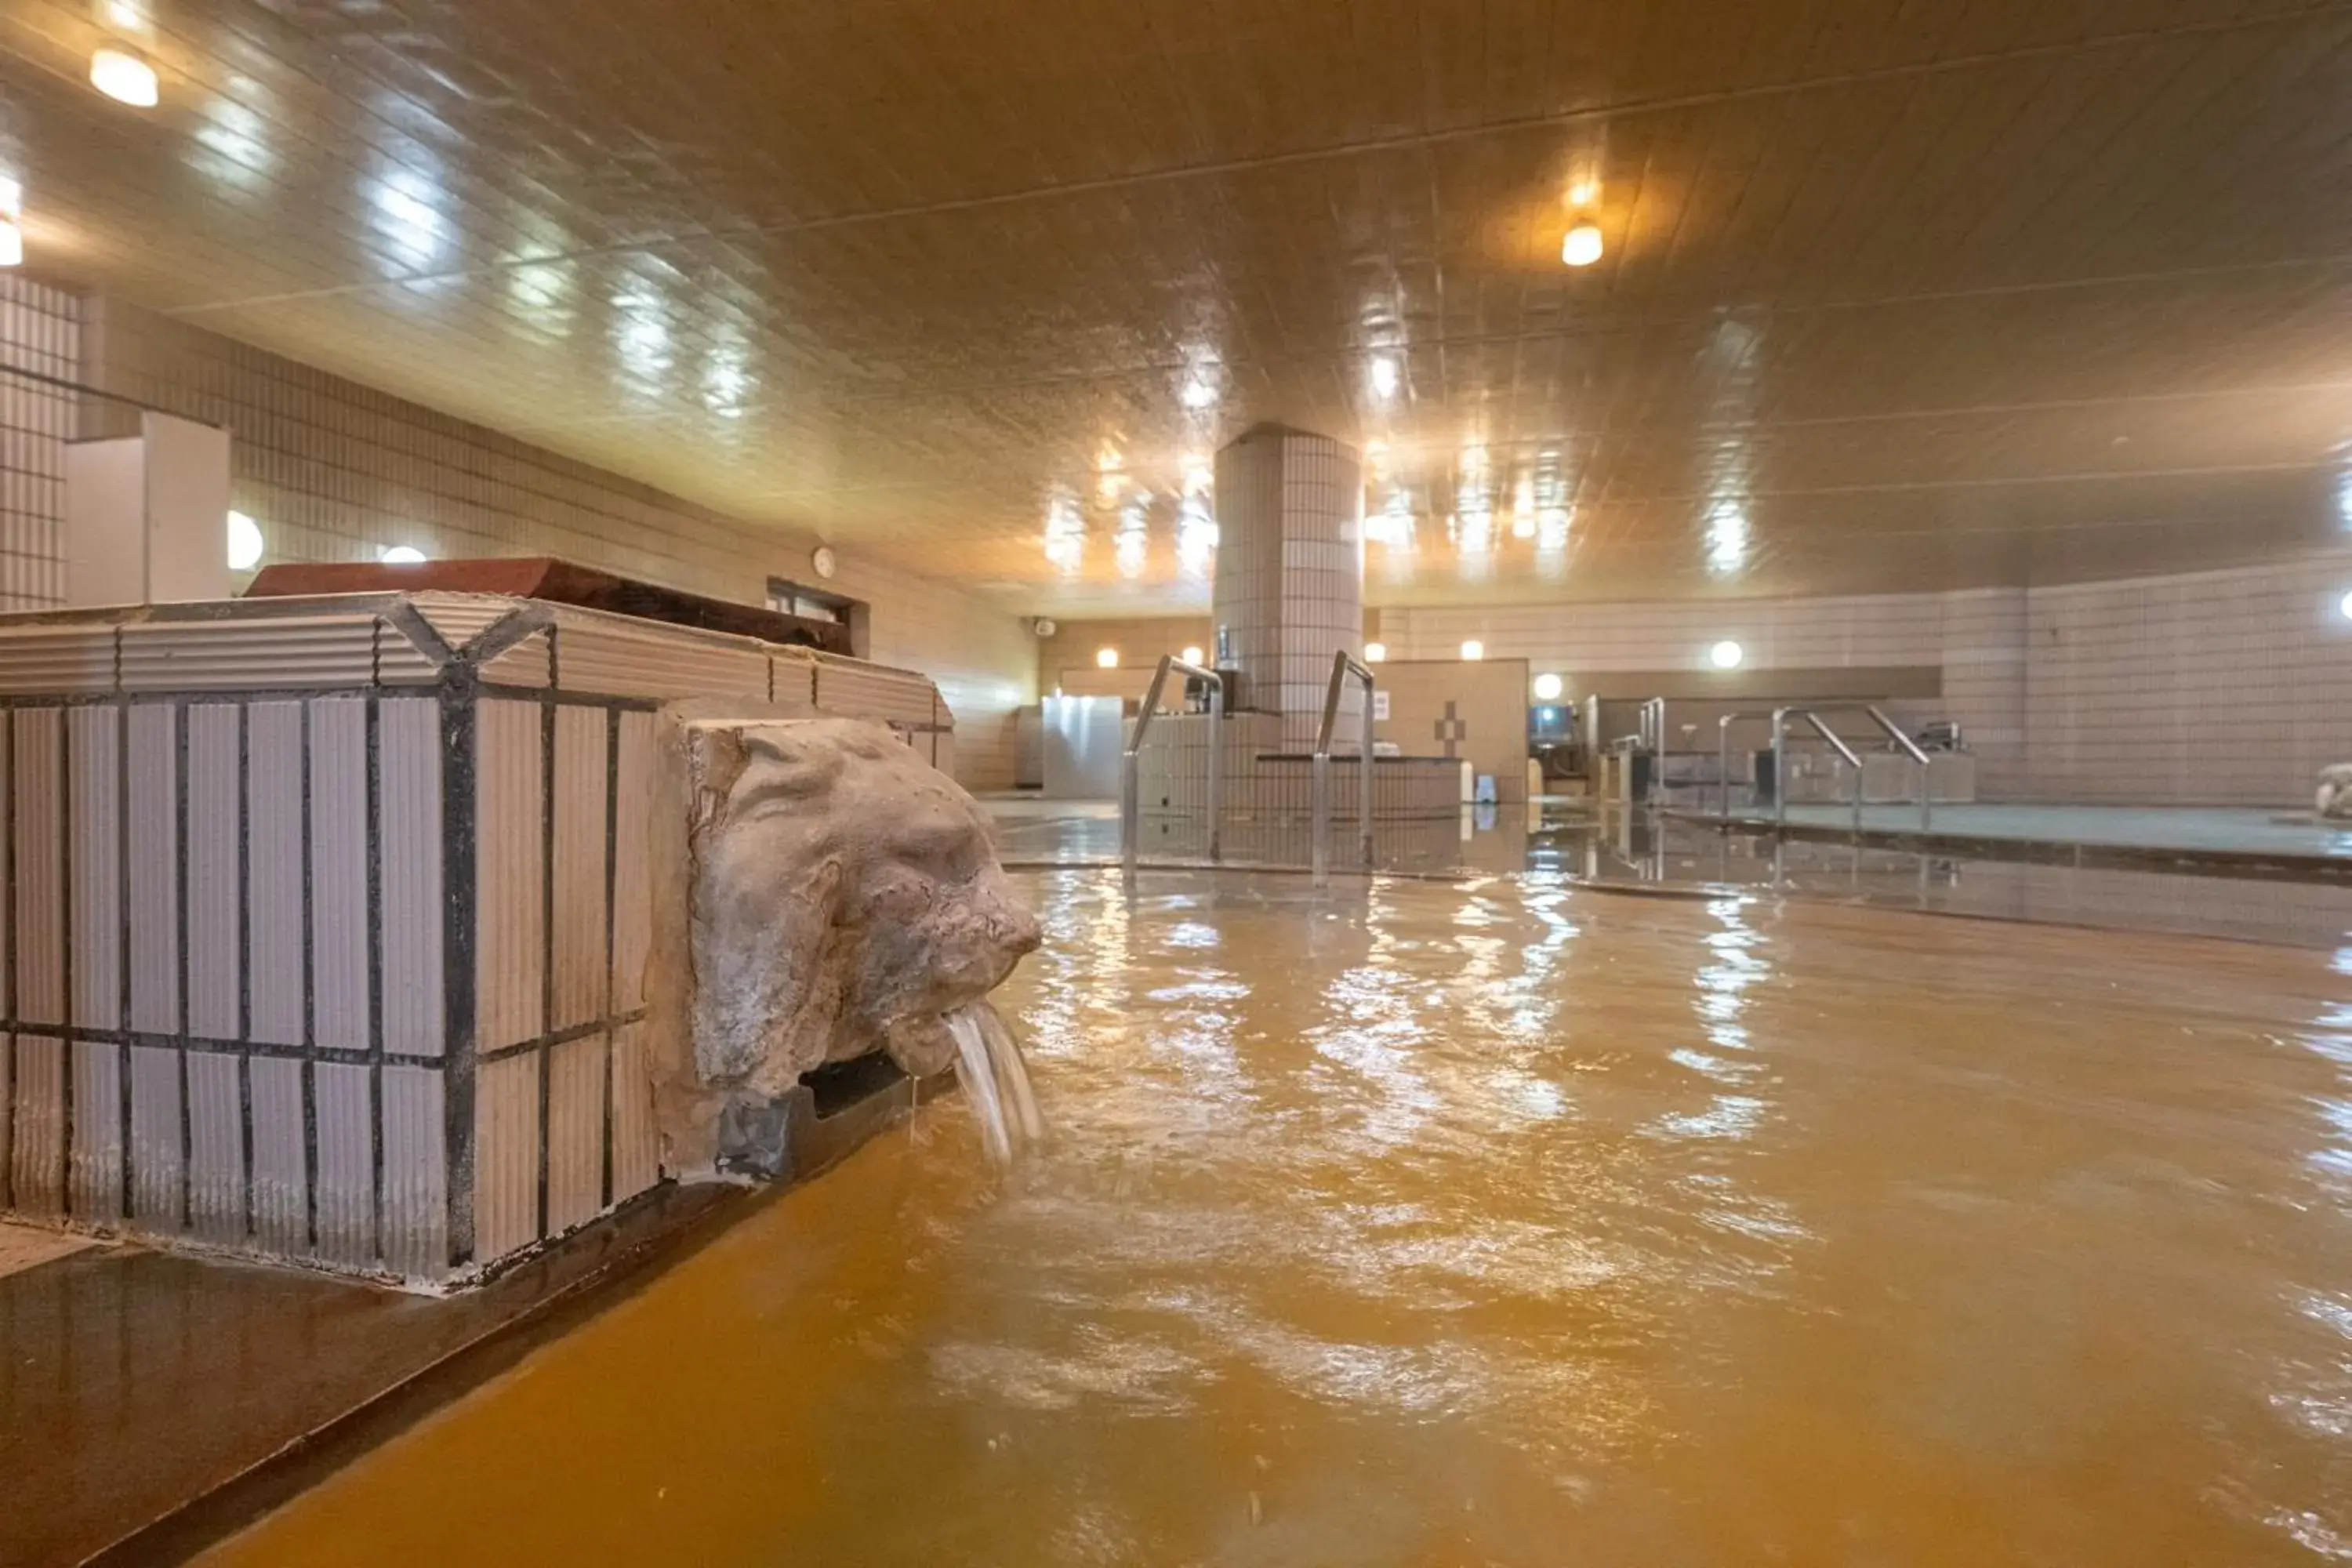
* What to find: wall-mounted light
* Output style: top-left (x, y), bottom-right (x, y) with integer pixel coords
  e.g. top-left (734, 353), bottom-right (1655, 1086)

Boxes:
top-left (1562, 217), bottom-right (1604, 267)
top-left (1370, 356), bottom-right (1399, 399)
top-left (1533, 672), bottom-right (1563, 701)
top-left (226, 510), bottom-right (263, 570)
top-left (1710, 639), bottom-right (1744, 670)
top-left (0, 176), bottom-right (23, 269)
top-left (1095, 646), bottom-right (1120, 669)
top-left (1179, 376), bottom-right (1218, 411)
top-left (1460, 640), bottom-right (1485, 661)
top-left (90, 46), bottom-right (159, 107)
top-left (2339, 590), bottom-right (2352, 622)
top-left (381, 544), bottom-right (428, 565)
top-left (1179, 644), bottom-right (1203, 666)
top-left (1363, 641), bottom-right (1388, 663)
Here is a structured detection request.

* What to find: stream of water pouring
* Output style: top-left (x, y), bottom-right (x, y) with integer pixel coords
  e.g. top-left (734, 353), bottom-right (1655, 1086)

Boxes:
top-left (942, 1000), bottom-right (1043, 1167)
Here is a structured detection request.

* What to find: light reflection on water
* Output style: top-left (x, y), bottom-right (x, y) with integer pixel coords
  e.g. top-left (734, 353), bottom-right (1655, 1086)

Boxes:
top-left (207, 870), bottom-right (2352, 1566)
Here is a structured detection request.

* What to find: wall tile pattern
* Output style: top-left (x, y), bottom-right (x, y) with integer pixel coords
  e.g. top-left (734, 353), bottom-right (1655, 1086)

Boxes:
top-left (1211, 430), bottom-right (1364, 750)
top-left (71, 296), bottom-right (1032, 786)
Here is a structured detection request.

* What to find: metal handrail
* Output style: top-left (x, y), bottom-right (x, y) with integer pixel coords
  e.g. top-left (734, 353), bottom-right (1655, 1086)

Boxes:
top-left (1773, 706), bottom-right (1865, 833)
top-left (1717, 708), bottom-right (1781, 820)
top-left (1311, 649), bottom-right (1377, 883)
top-left (1863, 705), bottom-right (1934, 831)
top-left (1120, 655), bottom-right (1225, 881)
top-left (1721, 704), bottom-right (1937, 832)
top-left (1640, 697), bottom-right (1666, 804)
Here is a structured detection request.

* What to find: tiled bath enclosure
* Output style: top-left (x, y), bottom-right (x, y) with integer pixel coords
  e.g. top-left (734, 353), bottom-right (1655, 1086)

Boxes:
top-left (1127, 710), bottom-right (1469, 866)
top-left (0, 592), bottom-right (953, 1286)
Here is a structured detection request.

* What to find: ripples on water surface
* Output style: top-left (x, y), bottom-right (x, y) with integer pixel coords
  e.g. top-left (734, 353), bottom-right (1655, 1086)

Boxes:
top-left (208, 870), bottom-right (2352, 1566)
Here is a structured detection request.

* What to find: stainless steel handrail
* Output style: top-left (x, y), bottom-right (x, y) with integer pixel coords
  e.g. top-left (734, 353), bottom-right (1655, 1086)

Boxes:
top-left (1722, 704), bottom-right (1936, 832)
top-left (1863, 705), bottom-right (1934, 831)
top-left (1120, 655), bottom-right (1225, 882)
top-left (1311, 649), bottom-right (1377, 883)
top-left (1772, 706), bottom-right (1865, 833)
top-left (1640, 696), bottom-right (1666, 804)
top-left (1716, 708), bottom-right (1784, 820)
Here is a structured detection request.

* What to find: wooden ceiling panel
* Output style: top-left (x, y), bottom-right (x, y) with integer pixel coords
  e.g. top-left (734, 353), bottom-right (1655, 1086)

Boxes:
top-left (5, 0), bottom-right (2352, 610)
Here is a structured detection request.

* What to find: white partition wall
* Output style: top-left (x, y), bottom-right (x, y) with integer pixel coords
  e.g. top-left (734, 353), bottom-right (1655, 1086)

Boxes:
top-left (64, 411), bottom-right (231, 608)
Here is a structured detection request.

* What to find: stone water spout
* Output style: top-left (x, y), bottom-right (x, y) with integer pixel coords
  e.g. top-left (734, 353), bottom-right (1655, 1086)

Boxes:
top-left (647, 716), bottom-right (1041, 1177)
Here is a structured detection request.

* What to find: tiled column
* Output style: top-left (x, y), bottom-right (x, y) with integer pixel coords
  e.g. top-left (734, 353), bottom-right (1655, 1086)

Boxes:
top-left (1210, 425), bottom-right (1364, 750)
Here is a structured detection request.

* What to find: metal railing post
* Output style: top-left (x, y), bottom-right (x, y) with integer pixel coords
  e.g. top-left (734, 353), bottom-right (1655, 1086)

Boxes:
top-left (1206, 674), bottom-right (1225, 862)
top-left (1770, 706), bottom-right (1790, 830)
top-left (1312, 649), bottom-right (1377, 884)
top-left (1311, 752), bottom-right (1330, 881)
top-left (1798, 711), bottom-right (1863, 836)
top-left (1120, 654), bottom-right (1223, 883)
top-left (1864, 704), bottom-right (1933, 834)
top-left (1718, 715), bottom-right (1735, 822)
top-left (1358, 677), bottom-right (1374, 869)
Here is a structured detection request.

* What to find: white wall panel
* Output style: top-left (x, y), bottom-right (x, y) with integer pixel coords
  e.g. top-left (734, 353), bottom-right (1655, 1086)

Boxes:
top-left (67, 706), bottom-right (120, 1030)
top-left (68, 1040), bottom-right (122, 1220)
top-left (546, 1033), bottom-right (603, 1233)
top-left (550, 706), bottom-right (606, 1030)
top-left (309, 697), bottom-right (370, 1053)
top-left (13, 710), bottom-right (61, 1026)
top-left (133, 702), bottom-right (187, 1035)
top-left (186, 1050), bottom-right (245, 1243)
top-left (246, 702), bottom-right (305, 1045)
top-left (381, 1064), bottom-right (447, 1279)
top-left (379, 697), bottom-right (444, 1057)
top-left (475, 700), bottom-right (545, 1053)
top-left (314, 1062), bottom-right (375, 1268)
top-left (474, 1051), bottom-right (541, 1263)
top-left (610, 1021), bottom-right (659, 1202)
top-left (128, 1044), bottom-right (183, 1227)
top-left (9, 1035), bottom-right (61, 1215)
top-left (183, 704), bottom-right (241, 1038)
top-left (249, 1056), bottom-right (307, 1256)
top-left (611, 711), bottom-right (655, 1012)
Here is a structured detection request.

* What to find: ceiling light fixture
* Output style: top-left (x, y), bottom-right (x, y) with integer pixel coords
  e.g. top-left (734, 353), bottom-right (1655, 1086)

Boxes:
top-left (381, 544), bottom-right (428, 565)
top-left (1095, 647), bottom-right (1120, 670)
top-left (226, 510), bottom-right (263, 570)
top-left (1562, 217), bottom-right (1604, 267)
top-left (90, 45), bottom-right (159, 107)
top-left (1179, 376), bottom-right (1218, 411)
top-left (1370, 356), bottom-right (1399, 399)
top-left (1533, 672), bottom-right (1564, 701)
top-left (1711, 640), bottom-right (1744, 670)
top-left (1363, 641), bottom-right (1388, 663)
top-left (1460, 640), bottom-right (1485, 661)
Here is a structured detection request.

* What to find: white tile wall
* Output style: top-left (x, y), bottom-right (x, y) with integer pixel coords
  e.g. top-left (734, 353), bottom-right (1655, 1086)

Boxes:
top-left (2025, 554), bottom-right (2352, 805)
top-left (1211, 430), bottom-right (1366, 749)
top-left (79, 295), bottom-right (1033, 788)
top-left (0, 275), bottom-right (74, 611)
